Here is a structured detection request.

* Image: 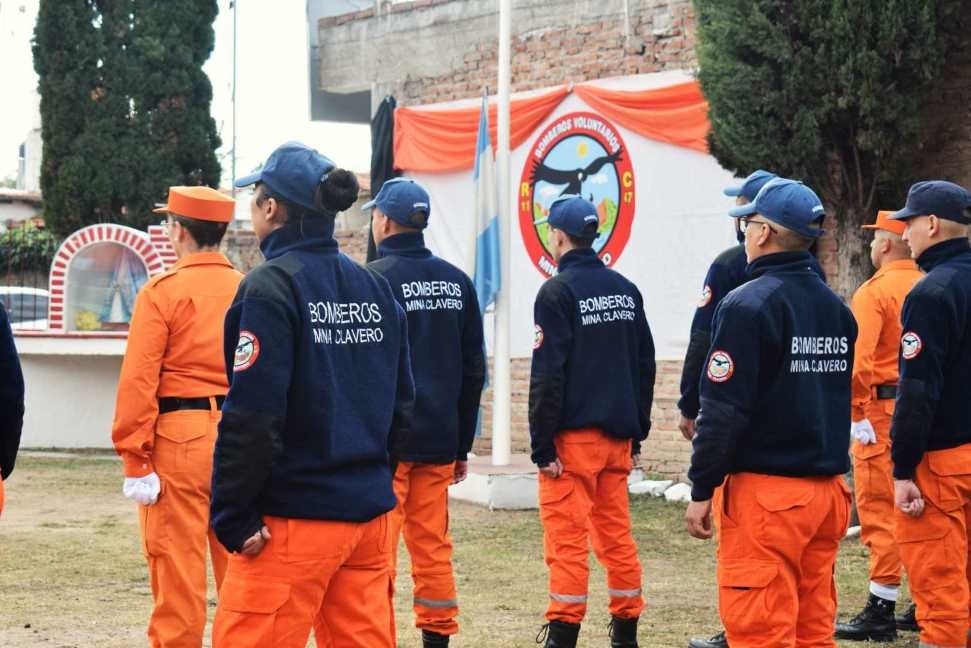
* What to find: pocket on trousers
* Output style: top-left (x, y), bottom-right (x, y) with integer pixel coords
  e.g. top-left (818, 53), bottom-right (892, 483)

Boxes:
top-left (154, 412), bottom-right (212, 474)
top-left (538, 473), bottom-right (574, 506)
top-left (280, 519), bottom-right (351, 563)
top-left (376, 513), bottom-right (394, 555)
top-left (538, 474), bottom-right (583, 528)
top-left (754, 481), bottom-right (815, 512)
top-left (718, 559), bottom-right (779, 637)
top-left (895, 510), bottom-right (955, 590)
top-left (219, 578), bottom-right (290, 614)
top-left (851, 440), bottom-right (887, 461)
top-left (925, 449), bottom-right (971, 511)
top-left (140, 481), bottom-right (168, 557)
top-left (882, 399), bottom-right (896, 418)
top-left (754, 480), bottom-right (815, 546)
top-left (156, 410), bottom-right (210, 443)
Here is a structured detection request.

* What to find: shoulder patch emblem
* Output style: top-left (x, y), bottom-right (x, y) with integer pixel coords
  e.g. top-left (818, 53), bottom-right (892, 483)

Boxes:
top-left (234, 330), bottom-right (261, 372)
top-left (901, 331), bottom-right (922, 360)
top-left (707, 350), bottom-right (734, 383)
top-left (533, 324), bottom-right (545, 350)
top-left (698, 285), bottom-right (713, 308)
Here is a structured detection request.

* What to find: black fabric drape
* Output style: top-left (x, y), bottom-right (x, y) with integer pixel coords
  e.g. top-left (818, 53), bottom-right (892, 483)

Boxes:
top-left (367, 96), bottom-right (398, 262)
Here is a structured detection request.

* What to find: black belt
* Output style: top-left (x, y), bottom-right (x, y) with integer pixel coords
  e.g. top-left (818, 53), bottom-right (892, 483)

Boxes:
top-left (874, 384), bottom-right (897, 400)
top-left (158, 396), bottom-right (225, 415)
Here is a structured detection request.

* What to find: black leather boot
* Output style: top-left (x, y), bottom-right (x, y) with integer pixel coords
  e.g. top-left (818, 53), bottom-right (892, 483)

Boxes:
top-left (422, 630), bottom-right (450, 647)
top-left (834, 593), bottom-right (897, 641)
top-left (609, 615), bottom-right (638, 647)
top-left (536, 620), bottom-right (581, 648)
top-left (687, 630), bottom-right (728, 648)
top-left (895, 602), bottom-right (920, 632)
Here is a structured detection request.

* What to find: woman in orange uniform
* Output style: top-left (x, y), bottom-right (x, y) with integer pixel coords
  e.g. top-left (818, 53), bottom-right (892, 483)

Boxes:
top-left (112, 186), bottom-right (241, 648)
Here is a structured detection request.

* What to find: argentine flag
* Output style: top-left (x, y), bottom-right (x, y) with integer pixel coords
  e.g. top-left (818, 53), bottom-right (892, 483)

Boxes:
top-left (472, 93), bottom-right (501, 314)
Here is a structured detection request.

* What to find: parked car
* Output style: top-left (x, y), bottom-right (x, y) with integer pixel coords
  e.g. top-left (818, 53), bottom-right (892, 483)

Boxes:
top-left (0, 286), bottom-right (49, 330)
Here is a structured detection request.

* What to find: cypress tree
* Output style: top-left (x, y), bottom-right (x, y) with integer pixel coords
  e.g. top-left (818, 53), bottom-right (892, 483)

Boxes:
top-left (33, 0), bottom-right (222, 237)
top-left (693, 0), bottom-right (964, 295)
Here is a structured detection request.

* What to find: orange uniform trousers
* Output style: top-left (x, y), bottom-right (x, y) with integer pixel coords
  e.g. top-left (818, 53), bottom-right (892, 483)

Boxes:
top-left (391, 461), bottom-right (459, 635)
top-left (139, 407), bottom-right (227, 648)
top-left (714, 473), bottom-right (850, 648)
top-left (851, 398), bottom-right (903, 587)
top-left (212, 513), bottom-right (395, 648)
top-left (539, 428), bottom-right (643, 625)
top-left (895, 444), bottom-right (971, 647)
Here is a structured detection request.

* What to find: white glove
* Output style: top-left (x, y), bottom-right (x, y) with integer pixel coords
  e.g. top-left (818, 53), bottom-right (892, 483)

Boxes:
top-left (123, 472), bottom-right (161, 506)
top-left (851, 419), bottom-right (877, 446)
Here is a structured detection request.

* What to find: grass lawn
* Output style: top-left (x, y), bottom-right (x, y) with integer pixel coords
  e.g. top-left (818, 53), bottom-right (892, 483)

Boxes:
top-left (0, 455), bottom-right (918, 647)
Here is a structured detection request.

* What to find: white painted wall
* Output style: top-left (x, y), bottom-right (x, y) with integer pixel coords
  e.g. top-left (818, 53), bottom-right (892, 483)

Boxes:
top-left (15, 336), bottom-right (125, 449)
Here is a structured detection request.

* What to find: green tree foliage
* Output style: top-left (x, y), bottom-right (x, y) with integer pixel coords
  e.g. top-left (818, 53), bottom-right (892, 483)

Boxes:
top-left (694, 0), bottom-right (964, 294)
top-left (33, 0), bottom-right (221, 237)
top-left (0, 225), bottom-right (60, 275)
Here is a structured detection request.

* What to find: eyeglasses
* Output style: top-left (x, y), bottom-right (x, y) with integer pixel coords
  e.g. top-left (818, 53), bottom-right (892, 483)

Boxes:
top-left (739, 217), bottom-right (777, 234)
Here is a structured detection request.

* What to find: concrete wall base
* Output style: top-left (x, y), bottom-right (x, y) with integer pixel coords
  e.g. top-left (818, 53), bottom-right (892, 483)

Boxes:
top-left (448, 453), bottom-right (647, 510)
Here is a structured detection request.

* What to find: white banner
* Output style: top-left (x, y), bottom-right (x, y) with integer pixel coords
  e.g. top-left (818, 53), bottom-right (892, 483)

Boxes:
top-left (406, 74), bottom-right (739, 360)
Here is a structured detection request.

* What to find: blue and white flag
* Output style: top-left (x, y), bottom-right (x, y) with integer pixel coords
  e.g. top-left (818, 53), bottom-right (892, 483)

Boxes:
top-left (473, 93), bottom-right (500, 314)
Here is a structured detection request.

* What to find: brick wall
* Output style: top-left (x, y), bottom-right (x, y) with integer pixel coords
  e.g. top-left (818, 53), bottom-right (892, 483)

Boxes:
top-left (471, 358), bottom-right (688, 480)
top-left (222, 224), bottom-right (371, 274)
top-left (397, 3), bottom-right (697, 106)
top-left (317, 0), bottom-right (698, 109)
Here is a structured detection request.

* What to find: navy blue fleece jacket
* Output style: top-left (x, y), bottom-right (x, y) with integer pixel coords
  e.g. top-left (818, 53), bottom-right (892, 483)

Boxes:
top-left (211, 219), bottom-right (415, 552)
top-left (369, 232), bottom-right (485, 464)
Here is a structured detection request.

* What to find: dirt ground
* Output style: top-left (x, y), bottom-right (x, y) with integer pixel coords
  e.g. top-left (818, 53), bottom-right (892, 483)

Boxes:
top-left (0, 455), bottom-right (917, 647)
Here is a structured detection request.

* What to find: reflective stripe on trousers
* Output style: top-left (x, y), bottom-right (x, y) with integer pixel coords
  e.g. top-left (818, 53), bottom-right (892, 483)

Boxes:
top-left (413, 596), bottom-right (458, 609)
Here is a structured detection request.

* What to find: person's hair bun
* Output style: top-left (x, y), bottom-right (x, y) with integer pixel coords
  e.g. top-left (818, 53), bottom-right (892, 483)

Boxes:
top-left (318, 169), bottom-right (360, 213)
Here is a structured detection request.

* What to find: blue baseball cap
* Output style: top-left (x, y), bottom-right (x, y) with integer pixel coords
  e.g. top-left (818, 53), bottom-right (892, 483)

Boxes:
top-left (534, 195), bottom-right (600, 240)
top-left (729, 178), bottom-right (826, 238)
top-left (723, 169), bottom-right (777, 201)
top-left (235, 141), bottom-right (336, 212)
top-left (889, 180), bottom-right (971, 224)
top-left (361, 178), bottom-right (431, 229)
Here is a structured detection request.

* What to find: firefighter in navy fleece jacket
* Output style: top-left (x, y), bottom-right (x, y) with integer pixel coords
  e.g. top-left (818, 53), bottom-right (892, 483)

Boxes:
top-left (885, 180), bottom-right (971, 647)
top-left (367, 178), bottom-right (485, 647)
top-left (529, 195), bottom-right (655, 648)
top-left (210, 142), bottom-right (414, 648)
top-left (0, 302), bottom-right (24, 518)
top-left (679, 170), bottom-right (827, 444)
top-left (683, 171), bottom-right (830, 648)
top-left (678, 170), bottom-right (775, 441)
top-left (686, 179), bottom-right (856, 647)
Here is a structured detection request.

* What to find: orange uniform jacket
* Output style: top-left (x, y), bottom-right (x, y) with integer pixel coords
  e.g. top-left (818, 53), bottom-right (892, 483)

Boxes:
top-left (112, 252), bottom-right (243, 477)
top-left (850, 259), bottom-right (923, 421)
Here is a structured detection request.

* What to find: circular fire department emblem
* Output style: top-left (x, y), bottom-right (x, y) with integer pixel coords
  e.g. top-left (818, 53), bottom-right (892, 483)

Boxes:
top-left (533, 324), bottom-right (545, 350)
top-left (518, 112), bottom-right (636, 277)
top-left (699, 285), bottom-right (713, 308)
top-left (901, 331), bottom-right (922, 360)
top-left (707, 350), bottom-right (735, 383)
top-left (234, 330), bottom-right (260, 372)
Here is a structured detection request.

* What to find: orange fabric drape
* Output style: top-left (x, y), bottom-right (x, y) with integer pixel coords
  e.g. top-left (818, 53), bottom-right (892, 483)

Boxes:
top-left (573, 81), bottom-right (710, 154)
top-left (392, 80), bottom-right (711, 173)
top-left (393, 86), bottom-right (571, 173)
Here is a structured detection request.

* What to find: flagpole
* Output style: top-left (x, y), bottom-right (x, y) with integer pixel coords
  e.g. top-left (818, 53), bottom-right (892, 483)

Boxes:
top-left (492, 0), bottom-right (512, 467)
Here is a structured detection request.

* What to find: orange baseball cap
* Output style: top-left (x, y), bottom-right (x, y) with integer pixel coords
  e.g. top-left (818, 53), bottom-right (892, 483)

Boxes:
top-left (153, 186), bottom-right (235, 223)
top-left (862, 210), bottom-right (906, 236)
